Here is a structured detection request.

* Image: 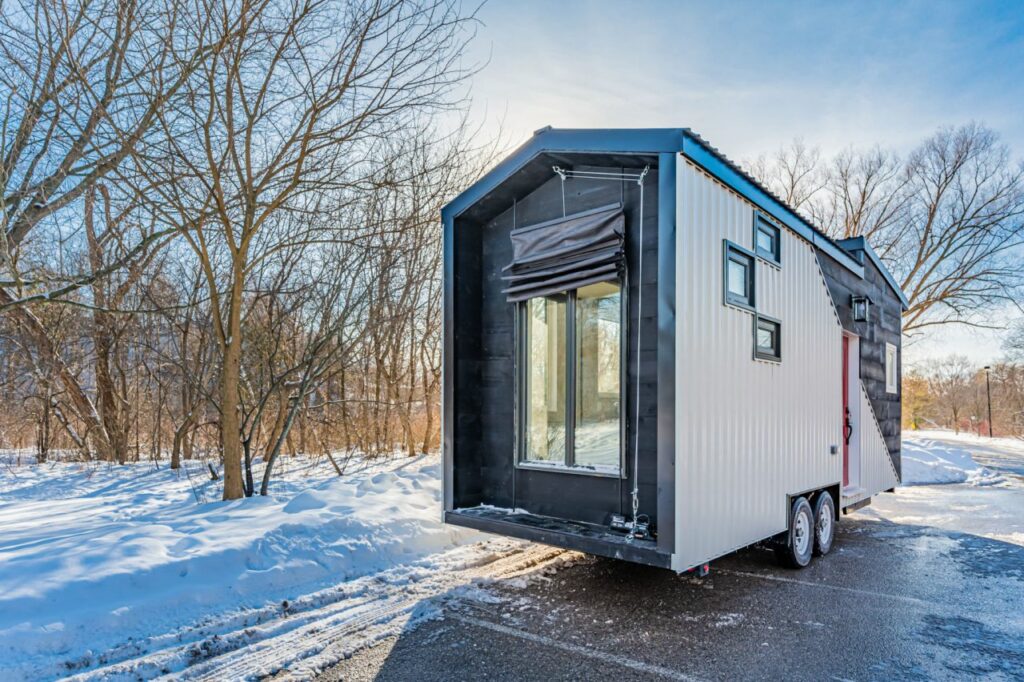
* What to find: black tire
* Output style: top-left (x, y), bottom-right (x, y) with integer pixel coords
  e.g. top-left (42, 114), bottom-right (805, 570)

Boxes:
top-left (774, 496), bottom-right (814, 569)
top-left (813, 492), bottom-right (836, 556)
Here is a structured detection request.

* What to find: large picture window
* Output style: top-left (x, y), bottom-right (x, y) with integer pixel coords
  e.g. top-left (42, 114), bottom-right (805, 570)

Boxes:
top-left (521, 282), bottom-right (622, 474)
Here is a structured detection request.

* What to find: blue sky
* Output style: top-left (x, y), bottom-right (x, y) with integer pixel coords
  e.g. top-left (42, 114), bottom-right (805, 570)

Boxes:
top-left (466, 0), bottom-right (1024, 362)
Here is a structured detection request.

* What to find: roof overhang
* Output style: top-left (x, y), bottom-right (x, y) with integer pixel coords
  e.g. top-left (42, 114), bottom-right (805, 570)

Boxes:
top-left (441, 127), bottom-right (686, 222)
top-left (441, 127), bottom-right (909, 306)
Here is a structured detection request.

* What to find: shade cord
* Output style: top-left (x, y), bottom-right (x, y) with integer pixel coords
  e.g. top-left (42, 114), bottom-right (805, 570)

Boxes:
top-left (551, 164), bottom-right (650, 536)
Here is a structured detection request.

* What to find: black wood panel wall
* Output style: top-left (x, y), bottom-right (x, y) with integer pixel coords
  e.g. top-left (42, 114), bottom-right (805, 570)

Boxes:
top-left (816, 250), bottom-right (902, 476)
top-left (451, 163), bottom-right (660, 527)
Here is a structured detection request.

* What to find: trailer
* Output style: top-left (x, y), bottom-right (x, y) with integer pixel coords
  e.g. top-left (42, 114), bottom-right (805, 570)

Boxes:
top-left (441, 128), bottom-right (905, 571)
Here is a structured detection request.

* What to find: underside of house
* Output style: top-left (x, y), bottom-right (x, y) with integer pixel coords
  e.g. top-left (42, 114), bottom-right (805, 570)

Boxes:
top-left (442, 128), bottom-right (906, 572)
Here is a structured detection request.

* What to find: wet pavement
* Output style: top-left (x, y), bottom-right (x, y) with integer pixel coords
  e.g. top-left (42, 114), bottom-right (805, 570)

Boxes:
top-left (317, 511), bottom-right (1024, 681)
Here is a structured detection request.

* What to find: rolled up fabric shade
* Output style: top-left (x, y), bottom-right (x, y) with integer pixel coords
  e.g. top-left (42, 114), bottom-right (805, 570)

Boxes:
top-left (502, 203), bottom-right (624, 302)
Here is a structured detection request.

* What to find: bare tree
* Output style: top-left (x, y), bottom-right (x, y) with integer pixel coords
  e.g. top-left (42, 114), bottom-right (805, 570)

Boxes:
top-left (147, 0), bottom-right (477, 499)
top-left (924, 354), bottom-right (975, 433)
top-left (748, 124), bottom-right (1024, 334)
top-left (748, 139), bottom-right (827, 211)
top-left (0, 0), bottom-right (238, 458)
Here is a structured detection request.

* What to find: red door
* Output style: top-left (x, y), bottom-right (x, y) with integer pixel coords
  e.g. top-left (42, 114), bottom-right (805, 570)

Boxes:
top-left (842, 336), bottom-right (850, 486)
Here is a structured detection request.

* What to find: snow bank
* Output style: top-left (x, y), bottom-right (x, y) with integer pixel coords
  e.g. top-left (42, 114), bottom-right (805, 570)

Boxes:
top-left (0, 452), bottom-right (486, 681)
top-left (901, 436), bottom-right (1002, 486)
top-left (909, 428), bottom-right (1024, 455)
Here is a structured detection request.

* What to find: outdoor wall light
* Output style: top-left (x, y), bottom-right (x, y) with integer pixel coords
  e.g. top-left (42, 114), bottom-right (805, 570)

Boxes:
top-left (851, 295), bottom-right (870, 322)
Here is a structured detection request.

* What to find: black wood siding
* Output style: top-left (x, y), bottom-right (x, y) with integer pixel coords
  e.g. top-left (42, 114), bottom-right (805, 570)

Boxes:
top-left (451, 164), bottom-right (660, 527)
top-left (816, 250), bottom-right (902, 476)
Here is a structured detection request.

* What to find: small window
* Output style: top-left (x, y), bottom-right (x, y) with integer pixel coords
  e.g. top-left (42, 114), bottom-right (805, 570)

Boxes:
top-left (885, 343), bottom-right (898, 394)
top-left (754, 212), bottom-right (781, 264)
top-left (723, 241), bottom-right (755, 310)
top-left (755, 316), bottom-right (781, 362)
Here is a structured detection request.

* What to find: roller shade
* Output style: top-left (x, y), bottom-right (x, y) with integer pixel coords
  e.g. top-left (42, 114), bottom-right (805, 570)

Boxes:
top-left (502, 204), bottom-right (625, 302)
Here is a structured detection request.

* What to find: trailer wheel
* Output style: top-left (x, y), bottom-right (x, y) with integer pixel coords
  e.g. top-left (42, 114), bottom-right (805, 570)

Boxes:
top-left (813, 492), bottom-right (836, 556)
top-left (774, 496), bottom-right (814, 569)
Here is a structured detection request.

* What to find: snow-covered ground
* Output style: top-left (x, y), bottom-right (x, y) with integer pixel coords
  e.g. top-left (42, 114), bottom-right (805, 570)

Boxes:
top-left (2, 431), bottom-right (1022, 681)
top-left (862, 432), bottom-right (1024, 548)
top-left (901, 433), bottom-right (1005, 486)
top-left (908, 428), bottom-right (1024, 456)
top-left (0, 452), bottom-right (507, 681)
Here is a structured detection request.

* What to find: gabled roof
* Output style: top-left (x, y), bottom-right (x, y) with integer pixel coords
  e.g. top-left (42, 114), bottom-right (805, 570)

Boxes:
top-left (442, 127), bottom-right (909, 309)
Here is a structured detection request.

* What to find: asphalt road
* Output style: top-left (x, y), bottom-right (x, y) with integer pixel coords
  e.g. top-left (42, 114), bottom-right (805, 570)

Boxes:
top-left (317, 437), bottom-right (1024, 681)
top-left (317, 509), bottom-right (1024, 681)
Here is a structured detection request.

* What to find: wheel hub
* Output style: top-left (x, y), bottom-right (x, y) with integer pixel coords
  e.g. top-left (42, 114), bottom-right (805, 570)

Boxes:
top-left (794, 511), bottom-right (810, 555)
top-left (818, 505), bottom-right (832, 542)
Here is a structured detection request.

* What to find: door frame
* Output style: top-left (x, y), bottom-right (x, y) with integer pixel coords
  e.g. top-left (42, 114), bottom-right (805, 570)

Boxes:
top-left (842, 332), bottom-right (862, 491)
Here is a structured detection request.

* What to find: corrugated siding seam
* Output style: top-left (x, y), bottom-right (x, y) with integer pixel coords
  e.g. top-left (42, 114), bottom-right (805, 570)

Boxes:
top-left (860, 379), bottom-right (901, 484)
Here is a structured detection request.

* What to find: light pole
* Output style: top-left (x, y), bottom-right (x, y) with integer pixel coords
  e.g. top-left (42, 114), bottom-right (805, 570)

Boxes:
top-left (984, 366), bottom-right (993, 438)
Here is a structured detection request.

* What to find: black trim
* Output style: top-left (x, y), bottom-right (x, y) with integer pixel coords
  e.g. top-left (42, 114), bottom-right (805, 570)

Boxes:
top-left (446, 508), bottom-right (670, 569)
top-left (566, 292), bottom-right (577, 466)
top-left (656, 152), bottom-right (676, 556)
top-left (754, 314), bottom-right (782, 362)
top-left (515, 284), bottom-right (626, 477)
top-left (754, 210), bottom-right (782, 266)
top-left (723, 240), bottom-right (755, 311)
top-left (442, 212), bottom-right (455, 512)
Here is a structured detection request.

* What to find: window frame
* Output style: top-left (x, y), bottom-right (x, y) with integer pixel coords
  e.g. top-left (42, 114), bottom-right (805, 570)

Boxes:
top-left (723, 240), bottom-right (756, 311)
top-left (753, 211), bottom-right (782, 266)
top-left (885, 342), bottom-right (898, 394)
top-left (753, 314), bottom-right (782, 363)
top-left (515, 282), bottom-right (626, 478)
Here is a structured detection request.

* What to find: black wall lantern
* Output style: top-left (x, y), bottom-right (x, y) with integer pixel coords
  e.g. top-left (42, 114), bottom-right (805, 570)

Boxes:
top-left (851, 295), bottom-right (870, 322)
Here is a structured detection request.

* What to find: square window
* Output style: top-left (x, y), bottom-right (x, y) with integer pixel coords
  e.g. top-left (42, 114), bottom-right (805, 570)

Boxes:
top-left (727, 258), bottom-right (747, 296)
top-left (755, 316), bottom-right (781, 362)
top-left (754, 212), bottom-right (781, 264)
top-left (723, 241), bottom-right (755, 309)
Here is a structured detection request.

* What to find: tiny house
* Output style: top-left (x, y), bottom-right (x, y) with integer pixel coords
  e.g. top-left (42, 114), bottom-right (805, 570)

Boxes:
top-left (441, 128), bottom-right (905, 571)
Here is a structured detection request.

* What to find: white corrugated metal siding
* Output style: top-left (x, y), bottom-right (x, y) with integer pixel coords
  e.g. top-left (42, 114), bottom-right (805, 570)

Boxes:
top-left (672, 161), bottom-right (844, 571)
top-left (843, 381), bottom-right (900, 507)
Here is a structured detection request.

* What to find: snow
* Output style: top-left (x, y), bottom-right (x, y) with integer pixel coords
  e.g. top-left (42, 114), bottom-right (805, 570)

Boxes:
top-left (3, 430), bottom-right (1022, 680)
top-left (901, 434), bottom-right (1004, 486)
top-left (908, 428), bottom-right (1024, 455)
top-left (863, 481), bottom-right (1024, 547)
top-left (871, 431), bottom-right (1024, 547)
top-left (0, 451), bottom-right (490, 681)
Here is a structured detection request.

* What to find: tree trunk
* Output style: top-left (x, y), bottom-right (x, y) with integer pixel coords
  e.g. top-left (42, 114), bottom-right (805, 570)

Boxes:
top-left (260, 394), bottom-right (303, 496)
top-left (220, 285), bottom-right (245, 500)
top-left (171, 428), bottom-right (183, 470)
top-left (242, 437), bottom-right (255, 497)
top-left (93, 330), bottom-right (129, 463)
top-left (170, 414), bottom-right (194, 470)
top-left (37, 389), bottom-right (51, 463)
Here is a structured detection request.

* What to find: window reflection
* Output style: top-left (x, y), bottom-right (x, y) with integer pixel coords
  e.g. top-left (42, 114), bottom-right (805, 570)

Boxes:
top-left (574, 282), bottom-right (621, 468)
